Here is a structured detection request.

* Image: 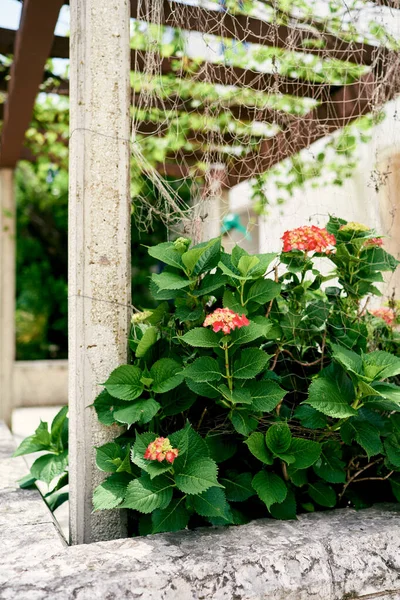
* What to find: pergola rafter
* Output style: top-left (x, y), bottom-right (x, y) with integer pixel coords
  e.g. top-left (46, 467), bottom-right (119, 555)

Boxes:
top-left (0, 1), bottom-right (64, 168)
top-left (0, 0), bottom-right (398, 182)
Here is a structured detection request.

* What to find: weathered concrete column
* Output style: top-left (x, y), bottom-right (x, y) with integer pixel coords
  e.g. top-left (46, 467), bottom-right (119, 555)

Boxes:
top-left (69, 0), bottom-right (131, 544)
top-left (0, 169), bottom-right (15, 429)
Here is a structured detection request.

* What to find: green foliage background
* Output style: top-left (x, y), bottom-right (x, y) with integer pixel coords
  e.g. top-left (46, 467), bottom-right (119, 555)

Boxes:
top-left (15, 160), bottom-right (180, 359)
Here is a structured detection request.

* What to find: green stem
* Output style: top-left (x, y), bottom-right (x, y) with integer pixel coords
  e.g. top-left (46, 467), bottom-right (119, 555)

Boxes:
top-left (224, 344), bottom-right (233, 392)
top-left (240, 282), bottom-right (245, 307)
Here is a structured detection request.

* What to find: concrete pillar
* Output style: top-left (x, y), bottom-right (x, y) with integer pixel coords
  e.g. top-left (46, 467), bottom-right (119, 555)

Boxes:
top-left (69, 0), bottom-right (131, 544)
top-left (0, 169), bottom-right (15, 428)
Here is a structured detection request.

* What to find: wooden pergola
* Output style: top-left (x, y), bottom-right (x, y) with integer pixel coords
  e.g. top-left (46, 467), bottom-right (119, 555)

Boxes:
top-left (0, 0), bottom-right (399, 545)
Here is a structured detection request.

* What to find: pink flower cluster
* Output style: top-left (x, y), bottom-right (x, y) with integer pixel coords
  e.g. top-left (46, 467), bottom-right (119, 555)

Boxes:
top-left (369, 307), bottom-right (396, 327)
top-left (144, 437), bottom-right (179, 464)
top-left (282, 226), bottom-right (336, 254)
top-left (203, 307), bottom-right (250, 334)
top-left (363, 237), bottom-right (384, 248)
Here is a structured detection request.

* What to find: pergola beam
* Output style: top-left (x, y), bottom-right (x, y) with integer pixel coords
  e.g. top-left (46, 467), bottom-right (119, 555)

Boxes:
top-left (0, 1), bottom-right (64, 168)
top-left (0, 28), bottom-right (336, 101)
top-left (226, 72), bottom-right (382, 187)
top-left (129, 0), bottom-right (381, 66)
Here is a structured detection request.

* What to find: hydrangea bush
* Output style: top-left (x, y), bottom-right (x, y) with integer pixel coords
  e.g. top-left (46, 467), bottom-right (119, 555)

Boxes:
top-left (14, 217), bottom-right (400, 529)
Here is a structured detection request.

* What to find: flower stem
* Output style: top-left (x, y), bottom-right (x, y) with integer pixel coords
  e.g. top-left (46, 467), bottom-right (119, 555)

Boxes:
top-left (224, 344), bottom-right (233, 392)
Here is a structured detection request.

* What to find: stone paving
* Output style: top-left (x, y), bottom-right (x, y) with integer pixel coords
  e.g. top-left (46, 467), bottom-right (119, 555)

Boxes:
top-left (1, 420), bottom-right (400, 600)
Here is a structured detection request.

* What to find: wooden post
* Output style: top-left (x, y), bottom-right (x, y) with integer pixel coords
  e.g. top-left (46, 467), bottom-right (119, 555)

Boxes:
top-left (69, 0), bottom-right (131, 544)
top-left (0, 169), bottom-right (15, 428)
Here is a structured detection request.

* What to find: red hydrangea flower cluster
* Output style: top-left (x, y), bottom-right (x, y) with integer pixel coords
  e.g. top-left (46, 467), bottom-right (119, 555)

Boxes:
top-left (363, 237), bottom-right (383, 248)
top-left (369, 307), bottom-right (396, 327)
top-left (203, 307), bottom-right (250, 334)
top-left (282, 226), bottom-right (336, 254)
top-left (144, 437), bottom-right (179, 464)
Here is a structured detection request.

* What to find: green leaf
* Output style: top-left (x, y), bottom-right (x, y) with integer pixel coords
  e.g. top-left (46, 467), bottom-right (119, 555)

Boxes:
top-left (294, 405), bottom-right (328, 429)
top-left (248, 380), bottom-right (286, 412)
top-left (93, 390), bottom-right (126, 426)
top-left (220, 471), bottom-right (255, 502)
top-left (186, 378), bottom-right (219, 399)
top-left (269, 488), bottom-right (297, 520)
top-left (96, 442), bottom-right (125, 473)
top-left (341, 420), bottom-right (383, 458)
top-left (288, 438), bottom-right (322, 469)
top-left (13, 433), bottom-right (49, 457)
top-left (247, 279), bottom-right (281, 305)
top-left (331, 343), bottom-right (363, 376)
top-left (223, 289), bottom-right (246, 314)
top-left (229, 321), bottom-right (267, 345)
top-left (152, 271), bottom-right (191, 291)
top-left (148, 242), bottom-right (184, 270)
top-left (229, 410), bottom-right (258, 436)
top-left (151, 498), bottom-right (189, 534)
top-left (116, 446), bottom-right (133, 474)
top-left (234, 348), bottom-right (269, 379)
top-left (192, 272), bottom-right (228, 297)
top-left (287, 467), bottom-right (308, 487)
top-left (362, 247), bottom-right (398, 272)
top-left (244, 432), bottom-right (274, 464)
top-left (18, 474), bottom-right (37, 489)
top-left (266, 423), bottom-right (292, 456)
top-left (363, 351), bottom-right (400, 381)
top-left (131, 432), bottom-right (173, 478)
top-left (50, 406), bottom-right (68, 445)
top-left (252, 471), bottom-right (287, 510)
top-left (150, 358), bottom-right (184, 393)
top-left (181, 327), bottom-right (220, 348)
top-left (92, 473), bottom-right (132, 510)
top-left (104, 365), bottom-right (143, 401)
top-left (384, 434), bottom-right (400, 467)
top-left (121, 474), bottom-right (173, 512)
top-left (390, 474), bottom-right (400, 502)
top-left (113, 398), bottom-right (160, 425)
top-left (306, 369), bottom-right (357, 418)
top-left (369, 382), bottom-right (400, 406)
top-left (251, 253), bottom-right (277, 276)
top-left (181, 237), bottom-right (220, 275)
top-left (45, 490), bottom-right (69, 512)
top-left (192, 487), bottom-right (230, 517)
top-left (135, 327), bottom-right (158, 358)
top-left (13, 421), bottom-right (51, 457)
top-left (160, 386), bottom-right (196, 416)
top-left (170, 423), bottom-right (209, 472)
top-left (313, 442), bottom-right (346, 483)
top-left (218, 259), bottom-right (243, 280)
top-left (149, 280), bottom-right (181, 301)
top-left (205, 434), bottom-right (237, 463)
top-left (175, 298), bottom-right (203, 322)
top-left (30, 450), bottom-right (68, 485)
top-left (175, 458), bottom-right (222, 494)
top-left (183, 357), bottom-right (222, 382)
top-left (308, 481), bottom-right (336, 508)
top-left (238, 255), bottom-right (260, 277)
top-left (218, 384), bottom-right (252, 405)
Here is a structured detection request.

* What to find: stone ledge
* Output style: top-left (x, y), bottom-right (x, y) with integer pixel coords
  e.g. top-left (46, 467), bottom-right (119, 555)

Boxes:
top-left (1, 420), bottom-right (400, 600)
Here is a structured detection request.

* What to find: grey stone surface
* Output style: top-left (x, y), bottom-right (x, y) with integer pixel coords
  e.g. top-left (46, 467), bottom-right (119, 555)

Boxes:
top-left (1, 420), bottom-right (400, 600)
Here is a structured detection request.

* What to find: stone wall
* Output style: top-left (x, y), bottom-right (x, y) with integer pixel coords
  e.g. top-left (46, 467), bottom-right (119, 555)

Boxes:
top-left (1, 420), bottom-right (399, 600)
top-left (13, 360), bottom-right (68, 408)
